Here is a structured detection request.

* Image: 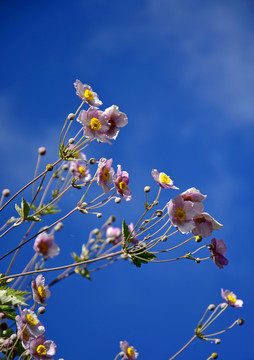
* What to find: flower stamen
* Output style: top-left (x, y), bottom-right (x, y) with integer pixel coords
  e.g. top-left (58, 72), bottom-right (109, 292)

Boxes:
top-left (38, 285), bottom-right (46, 299)
top-left (160, 173), bottom-right (171, 184)
top-left (127, 347), bottom-right (135, 357)
top-left (90, 117), bottom-right (101, 131)
top-left (119, 181), bottom-right (127, 191)
top-left (175, 207), bottom-right (186, 221)
top-left (36, 345), bottom-right (47, 356)
top-left (26, 314), bottom-right (37, 326)
top-left (84, 89), bottom-right (94, 101)
top-left (102, 168), bottom-right (110, 181)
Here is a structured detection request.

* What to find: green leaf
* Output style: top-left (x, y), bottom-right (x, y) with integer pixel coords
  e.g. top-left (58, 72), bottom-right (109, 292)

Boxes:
top-left (122, 219), bottom-right (131, 248)
top-left (25, 215), bottom-right (42, 222)
top-left (21, 198), bottom-right (30, 219)
top-left (131, 251), bottom-right (157, 268)
top-left (15, 203), bottom-right (22, 217)
top-left (0, 286), bottom-right (29, 306)
top-left (0, 305), bottom-right (17, 321)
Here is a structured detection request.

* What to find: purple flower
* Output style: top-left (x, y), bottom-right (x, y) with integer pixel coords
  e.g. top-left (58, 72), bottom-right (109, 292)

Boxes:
top-left (210, 238), bottom-right (229, 269)
top-left (29, 335), bottom-right (56, 360)
top-left (97, 158), bottom-right (115, 193)
top-left (192, 212), bottom-right (223, 238)
top-left (32, 275), bottom-right (51, 306)
top-left (106, 226), bottom-right (123, 245)
top-left (74, 80), bottom-right (102, 107)
top-left (16, 307), bottom-right (45, 348)
top-left (151, 169), bottom-right (179, 189)
top-left (128, 223), bottom-right (139, 245)
top-left (77, 107), bottom-right (110, 143)
top-left (167, 194), bottom-right (201, 234)
top-left (180, 187), bottom-right (206, 213)
top-left (120, 340), bottom-right (139, 360)
top-left (33, 232), bottom-right (60, 259)
top-left (221, 289), bottom-right (243, 308)
top-left (69, 151), bottom-right (91, 182)
top-left (104, 105), bottom-right (128, 140)
top-left (114, 165), bottom-right (131, 201)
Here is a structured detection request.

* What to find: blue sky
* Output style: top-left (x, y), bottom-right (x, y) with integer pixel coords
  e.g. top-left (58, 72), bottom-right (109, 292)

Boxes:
top-left (0, 0), bottom-right (253, 359)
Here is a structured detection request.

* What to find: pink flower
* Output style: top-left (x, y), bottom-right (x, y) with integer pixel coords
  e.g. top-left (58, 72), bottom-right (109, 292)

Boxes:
top-left (151, 169), bottom-right (179, 190)
top-left (77, 107), bottom-right (110, 143)
top-left (74, 80), bottom-right (102, 107)
top-left (192, 212), bottom-right (223, 237)
top-left (104, 105), bottom-right (128, 140)
top-left (33, 232), bottom-right (60, 259)
top-left (180, 187), bottom-right (206, 213)
top-left (32, 275), bottom-right (51, 306)
top-left (114, 165), bottom-right (131, 201)
top-left (97, 158), bottom-right (115, 193)
top-left (29, 335), bottom-right (56, 360)
top-left (209, 238), bottom-right (229, 269)
top-left (221, 289), bottom-right (243, 307)
top-left (69, 151), bottom-right (91, 182)
top-left (120, 340), bottom-right (139, 360)
top-left (106, 226), bottom-right (122, 245)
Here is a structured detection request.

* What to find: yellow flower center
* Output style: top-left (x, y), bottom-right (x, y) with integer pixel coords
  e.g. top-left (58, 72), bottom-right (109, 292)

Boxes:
top-left (26, 314), bottom-right (37, 326)
top-left (227, 294), bottom-right (237, 303)
top-left (36, 344), bottom-right (47, 356)
top-left (38, 241), bottom-right (49, 255)
top-left (78, 166), bottom-right (86, 175)
top-left (90, 117), bottom-right (101, 131)
top-left (84, 89), bottom-right (94, 101)
top-left (160, 173), bottom-right (171, 184)
top-left (22, 328), bottom-right (30, 341)
top-left (102, 168), bottom-right (110, 181)
top-left (127, 347), bottom-right (134, 357)
top-left (119, 181), bottom-right (127, 191)
top-left (175, 207), bottom-right (186, 221)
top-left (38, 285), bottom-right (46, 299)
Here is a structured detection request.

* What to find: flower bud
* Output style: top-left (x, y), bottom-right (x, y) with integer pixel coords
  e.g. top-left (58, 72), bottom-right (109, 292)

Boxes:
top-left (10, 334), bottom-right (17, 341)
top-left (208, 304), bottom-right (215, 311)
top-left (46, 164), bottom-right (54, 171)
top-left (161, 235), bottom-right (167, 242)
top-left (215, 339), bottom-right (221, 344)
top-left (68, 113), bottom-right (75, 120)
top-left (155, 210), bottom-right (163, 217)
top-left (115, 197), bottom-right (121, 204)
top-left (68, 138), bottom-right (75, 144)
top-left (211, 353), bottom-right (218, 359)
top-left (63, 164), bottom-right (69, 171)
top-left (0, 322), bottom-right (8, 330)
top-left (38, 306), bottom-right (46, 314)
top-left (207, 243), bottom-right (214, 250)
top-left (89, 158), bottom-right (96, 165)
top-left (237, 318), bottom-right (244, 326)
top-left (54, 221), bottom-right (64, 231)
top-left (97, 213), bottom-right (102, 218)
top-left (144, 186), bottom-right (150, 193)
top-left (2, 189), bottom-right (10, 197)
top-left (38, 147), bottom-right (47, 156)
top-left (195, 258), bottom-right (200, 263)
top-left (195, 235), bottom-right (202, 242)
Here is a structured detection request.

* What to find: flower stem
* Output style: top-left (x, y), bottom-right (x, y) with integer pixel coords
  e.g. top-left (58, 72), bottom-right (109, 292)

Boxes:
top-left (169, 334), bottom-right (197, 360)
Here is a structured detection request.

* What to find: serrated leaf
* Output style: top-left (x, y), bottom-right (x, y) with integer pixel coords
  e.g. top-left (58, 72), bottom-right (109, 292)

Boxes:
top-left (131, 251), bottom-right (157, 268)
top-left (26, 215), bottom-right (42, 222)
top-left (71, 252), bottom-right (81, 263)
top-left (21, 198), bottom-right (30, 219)
top-left (15, 203), bottom-right (22, 217)
top-left (0, 287), bottom-right (29, 306)
top-left (122, 219), bottom-right (131, 248)
top-left (0, 305), bottom-right (17, 321)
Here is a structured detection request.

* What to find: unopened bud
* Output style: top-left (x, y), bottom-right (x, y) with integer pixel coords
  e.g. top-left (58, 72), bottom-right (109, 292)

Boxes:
top-left (195, 258), bottom-right (200, 263)
top-left (155, 210), bottom-right (163, 217)
top-left (195, 235), bottom-right (202, 242)
top-left (54, 222), bottom-right (64, 231)
top-left (161, 235), bottom-right (167, 242)
top-left (2, 189), bottom-right (10, 197)
top-left (207, 243), bottom-right (214, 250)
top-left (0, 322), bottom-right (8, 331)
top-left (215, 339), bottom-right (221, 344)
top-left (10, 334), bottom-right (17, 341)
top-left (38, 147), bottom-right (47, 156)
top-left (89, 158), bottom-right (96, 165)
top-left (97, 213), bottom-right (102, 218)
top-left (68, 138), bottom-right (75, 144)
top-left (38, 306), bottom-right (46, 314)
top-left (63, 164), bottom-right (69, 171)
top-left (115, 197), bottom-right (121, 204)
top-left (93, 228), bottom-right (100, 235)
top-left (154, 200), bottom-right (159, 205)
top-left (208, 304), bottom-right (215, 311)
top-left (46, 164), bottom-right (54, 171)
top-left (68, 113), bottom-right (75, 120)
top-left (211, 353), bottom-right (218, 359)
top-left (237, 318), bottom-right (244, 326)
top-left (144, 186), bottom-right (150, 193)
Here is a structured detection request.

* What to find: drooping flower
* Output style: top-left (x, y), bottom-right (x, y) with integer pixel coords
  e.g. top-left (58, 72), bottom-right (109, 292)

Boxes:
top-left (180, 187), bottom-right (206, 213)
top-left (167, 194), bottom-right (201, 234)
top-left (31, 275), bottom-right (51, 306)
top-left (33, 232), bottom-right (60, 259)
top-left (77, 107), bottom-right (110, 143)
top-left (74, 80), bottom-right (102, 107)
top-left (106, 226), bottom-right (123, 245)
top-left (29, 335), bottom-right (56, 360)
top-left (151, 169), bottom-right (179, 189)
top-left (114, 165), bottom-right (131, 201)
top-left (104, 105), bottom-right (128, 140)
top-left (209, 238), bottom-right (229, 269)
top-left (120, 340), bottom-right (139, 360)
top-left (192, 212), bottom-right (223, 238)
top-left (69, 151), bottom-right (91, 182)
top-left (16, 307), bottom-right (45, 348)
top-left (97, 158), bottom-right (115, 193)
top-left (221, 289), bottom-right (243, 308)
